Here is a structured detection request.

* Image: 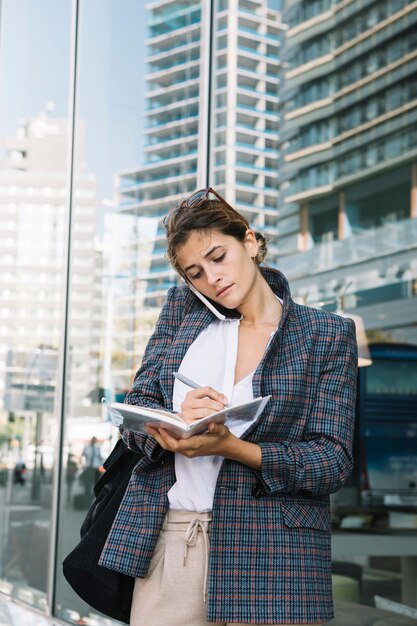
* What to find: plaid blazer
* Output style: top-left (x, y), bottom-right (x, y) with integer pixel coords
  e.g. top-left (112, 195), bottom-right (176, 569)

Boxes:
top-left (100, 267), bottom-right (358, 624)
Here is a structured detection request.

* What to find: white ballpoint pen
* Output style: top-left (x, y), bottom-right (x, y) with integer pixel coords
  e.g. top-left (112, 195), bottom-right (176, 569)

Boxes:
top-left (173, 371), bottom-right (203, 389)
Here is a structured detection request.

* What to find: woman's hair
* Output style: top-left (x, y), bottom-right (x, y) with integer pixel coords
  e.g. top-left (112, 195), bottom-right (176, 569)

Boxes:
top-left (165, 198), bottom-right (267, 274)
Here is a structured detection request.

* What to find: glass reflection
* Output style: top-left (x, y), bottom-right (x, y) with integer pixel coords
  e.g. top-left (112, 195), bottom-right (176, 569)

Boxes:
top-left (0, 0), bottom-right (71, 611)
top-left (53, 1), bottom-right (147, 623)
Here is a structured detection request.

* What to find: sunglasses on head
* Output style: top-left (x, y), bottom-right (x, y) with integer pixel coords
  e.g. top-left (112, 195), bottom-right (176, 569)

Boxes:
top-left (162, 186), bottom-right (239, 227)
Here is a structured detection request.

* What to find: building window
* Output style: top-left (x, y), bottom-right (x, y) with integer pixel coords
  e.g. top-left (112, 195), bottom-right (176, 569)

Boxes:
top-left (346, 167), bottom-right (410, 234)
top-left (309, 207), bottom-right (338, 244)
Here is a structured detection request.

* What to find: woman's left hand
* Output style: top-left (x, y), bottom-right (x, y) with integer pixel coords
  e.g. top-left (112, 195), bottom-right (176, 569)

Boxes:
top-left (145, 422), bottom-right (235, 458)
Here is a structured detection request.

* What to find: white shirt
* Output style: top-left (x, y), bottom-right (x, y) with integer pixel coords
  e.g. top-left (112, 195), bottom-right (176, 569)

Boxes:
top-left (168, 318), bottom-right (258, 511)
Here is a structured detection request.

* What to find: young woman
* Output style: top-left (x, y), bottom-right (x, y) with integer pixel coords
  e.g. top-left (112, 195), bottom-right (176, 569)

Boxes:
top-left (99, 188), bottom-right (358, 625)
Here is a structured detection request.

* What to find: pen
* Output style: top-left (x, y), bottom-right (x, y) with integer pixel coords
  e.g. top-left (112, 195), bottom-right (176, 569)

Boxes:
top-left (173, 372), bottom-right (202, 389)
top-left (173, 372), bottom-right (229, 407)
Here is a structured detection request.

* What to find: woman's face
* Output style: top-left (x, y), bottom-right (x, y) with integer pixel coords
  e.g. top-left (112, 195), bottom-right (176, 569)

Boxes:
top-left (176, 229), bottom-right (259, 310)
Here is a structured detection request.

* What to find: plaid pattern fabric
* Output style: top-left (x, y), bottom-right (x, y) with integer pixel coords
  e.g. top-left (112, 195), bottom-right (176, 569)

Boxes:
top-left (99, 267), bottom-right (358, 624)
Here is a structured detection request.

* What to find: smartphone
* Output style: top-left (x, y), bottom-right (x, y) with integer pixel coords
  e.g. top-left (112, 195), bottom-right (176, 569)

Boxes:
top-left (185, 280), bottom-right (241, 320)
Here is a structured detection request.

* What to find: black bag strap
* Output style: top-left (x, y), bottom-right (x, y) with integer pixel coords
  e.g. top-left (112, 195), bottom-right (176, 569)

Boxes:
top-left (92, 437), bottom-right (135, 498)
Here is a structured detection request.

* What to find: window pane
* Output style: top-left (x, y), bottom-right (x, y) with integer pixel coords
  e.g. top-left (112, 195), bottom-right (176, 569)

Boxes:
top-left (53, 1), bottom-right (147, 623)
top-left (0, 0), bottom-right (71, 611)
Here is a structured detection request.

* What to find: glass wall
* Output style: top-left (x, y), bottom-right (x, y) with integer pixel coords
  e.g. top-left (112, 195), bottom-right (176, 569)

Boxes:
top-left (0, 0), bottom-right (147, 622)
top-left (54, 2), bottom-right (147, 624)
top-left (0, 0), bottom-right (72, 612)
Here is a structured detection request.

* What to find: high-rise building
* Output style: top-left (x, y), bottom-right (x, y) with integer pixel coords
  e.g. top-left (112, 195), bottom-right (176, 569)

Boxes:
top-left (108, 0), bottom-right (284, 389)
top-left (0, 109), bottom-right (101, 417)
top-left (278, 0), bottom-right (417, 344)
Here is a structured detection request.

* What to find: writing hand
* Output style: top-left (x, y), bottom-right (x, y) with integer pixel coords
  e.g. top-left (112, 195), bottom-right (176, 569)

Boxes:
top-left (180, 386), bottom-right (228, 424)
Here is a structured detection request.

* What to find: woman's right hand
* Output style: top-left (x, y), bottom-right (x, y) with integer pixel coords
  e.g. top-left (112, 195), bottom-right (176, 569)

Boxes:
top-left (180, 386), bottom-right (228, 424)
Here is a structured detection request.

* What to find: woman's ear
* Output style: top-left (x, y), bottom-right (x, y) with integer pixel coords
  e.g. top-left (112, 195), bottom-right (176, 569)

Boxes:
top-left (244, 229), bottom-right (259, 258)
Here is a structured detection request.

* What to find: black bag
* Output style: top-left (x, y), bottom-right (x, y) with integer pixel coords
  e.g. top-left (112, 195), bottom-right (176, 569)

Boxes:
top-left (62, 437), bottom-right (141, 623)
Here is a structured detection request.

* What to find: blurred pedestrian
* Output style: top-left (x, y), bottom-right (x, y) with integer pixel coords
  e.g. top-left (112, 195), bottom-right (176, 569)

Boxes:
top-left (81, 437), bottom-right (103, 497)
top-left (13, 459), bottom-right (27, 486)
top-left (66, 451), bottom-right (78, 505)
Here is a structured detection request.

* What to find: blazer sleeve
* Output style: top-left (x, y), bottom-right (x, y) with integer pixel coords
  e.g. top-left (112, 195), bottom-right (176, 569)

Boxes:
top-left (121, 285), bottom-right (186, 462)
top-left (257, 317), bottom-right (358, 496)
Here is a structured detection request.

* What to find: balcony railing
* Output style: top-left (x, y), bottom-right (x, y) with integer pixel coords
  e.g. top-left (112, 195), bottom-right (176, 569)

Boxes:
top-left (279, 217), bottom-right (417, 280)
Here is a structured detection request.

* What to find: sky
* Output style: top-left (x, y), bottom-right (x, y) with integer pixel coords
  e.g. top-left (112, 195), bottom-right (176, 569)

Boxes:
top-left (0, 0), bottom-right (146, 198)
top-left (0, 1), bottom-right (72, 128)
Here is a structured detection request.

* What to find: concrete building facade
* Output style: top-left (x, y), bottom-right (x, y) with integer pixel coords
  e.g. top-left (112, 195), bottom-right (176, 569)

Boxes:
top-left (0, 110), bottom-right (101, 418)
top-left (278, 0), bottom-right (417, 345)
